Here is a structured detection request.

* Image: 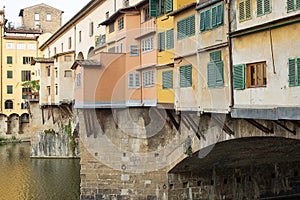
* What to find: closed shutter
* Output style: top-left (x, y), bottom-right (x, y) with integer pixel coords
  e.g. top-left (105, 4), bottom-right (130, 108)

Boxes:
top-left (162, 70), bottom-right (173, 89)
top-left (212, 6), bottom-right (217, 27)
top-left (135, 73), bottom-right (140, 88)
top-left (210, 50), bottom-right (222, 62)
top-left (239, 1), bottom-right (245, 21)
top-left (216, 3), bottom-right (224, 25)
top-left (189, 15), bottom-right (195, 36)
top-left (149, 0), bottom-right (158, 17)
top-left (207, 62), bottom-right (217, 87)
top-left (233, 64), bottom-right (245, 89)
top-left (297, 0), bottom-right (300, 10)
top-left (264, 0), bottom-right (271, 14)
top-left (288, 58), bottom-right (296, 86)
top-left (257, 0), bottom-right (263, 15)
top-left (166, 29), bottom-right (174, 49)
top-left (245, 0), bottom-right (252, 19)
top-left (128, 73), bottom-right (134, 88)
top-left (177, 20), bottom-right (183, 40)
top-left (297, 58), bottom-right (300, 85)
top-left (204, 9), bottom-right (211, 30)
top-left (200, 11), bottom-right (205, 31)
top-left (130, 45), bottom-right (138, 56)
top-left (216, 61), bottom-right (224, 87)
top-left (166, 0), bottom-right (173, 13)
top-left (287, 0), bottom-right (295, 12)
top-left (158, 32), bottom-right (165, 52)
top-left (180, 65), bottom-right (192, 87)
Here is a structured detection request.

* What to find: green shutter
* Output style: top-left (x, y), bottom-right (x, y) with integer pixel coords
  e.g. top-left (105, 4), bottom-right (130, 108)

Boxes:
top-left (149, 0), bottom-right (158, 17)
top-left (264, 0), bottom-right (271, 14)
top-left (177, 20), bottom-right (183, 40)
top-left (7, 56), bottom-right (12, 64)
top-left (158, 32), bottom-right (165, 52)
top-left (288, 58), bottom-right (296, 86)
top-left (212, 6), bottom-right (217, 27)
top-left (210, 50), bottom-right (222, 62)
top-left (189, 15), bottom-right (195, 36)
top-left (239, 1), bottom-right (245, 21)
top-left (257, 0), bottom-right (263, 15)
top-left (287, 0), bottom-right (294, 12)
top-left (233, 64), bottom-right (245, 90)
top-left (216, 3), bottom-right (224, 25)
top-left (200, 11), bottom-right (205, 31)
top-left (207, 62), bottom-right (217, 87)
top-left (204, 9), bottom-right (211, 30)
top-left (166, 29), bottom-right (174, 49)
top-left (180, 65), bottom-right (192, 87)
top-left (245, 0), bottom-right (252, 19)
top-left (297, 58), bottom-right (300, 85)
top-left (162, 70), bottom-right (173, 89)
top-left (166, 0), bottom-right (173, 13)
top-left (296, 0), bottom-right (300, 10)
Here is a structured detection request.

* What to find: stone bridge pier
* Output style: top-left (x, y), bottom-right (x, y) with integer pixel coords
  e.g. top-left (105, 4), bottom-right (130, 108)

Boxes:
top-left (78, 107), bottom-right (300, 200)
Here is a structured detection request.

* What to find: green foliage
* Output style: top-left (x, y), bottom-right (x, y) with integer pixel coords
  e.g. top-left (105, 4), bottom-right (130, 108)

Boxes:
top-left (65, 119), bottom-right (72, 136)
top-left (22, 80), bottom-right (40, 93)
top-left (44, 129), bottom-right (56, 135)
top-left (0, 137), bottom-right (7, 142)
top-left (69, 138), bottom-right (76, 149)
top-left (11, 136), bottom-right (17, 140)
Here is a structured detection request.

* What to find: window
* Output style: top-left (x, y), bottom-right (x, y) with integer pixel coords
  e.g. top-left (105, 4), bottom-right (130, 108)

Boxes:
top-left (21, 71), bottom-right (31, 81)
top-left (118, 17), bottom-right (124, 30)
top-left (47, 86), bottom-right (51, 96)
top-left (7, 85), bottom-right (13, 94)
top-left (64, 56), bottom-right (72, 62)
top-left (61, 43), bottom-right (64, 52)
top-left (288, 57), bottom-right (300, 86)
top-left (143, 70), bottom-right (155, 87)
top-left (7, 56), bottom-right (12, 64)
top-left (130, 45), bottom-right (139, 56)
top-left (7, 71), bottom-right (13, 79)
top-left (106, 11), bottom-right (109, 19)
top-left (17, 43), bottom-right (26, 50)
top-left (89, 22), bottom-right (94, 36)
top-left (149, 0), bottom-right (173, 17)
top-left (128, 72), bottom-right (140, 88)
top-left (55, 85), bottom-right (58, 95)
top-left (6, 42), bottom-right (14, 50)
top-left (257, 0), bottom-right (271, 16)
top-left (180, 65), bottom-right (192, 88)
top-left (109, 23), bottom-right (115, 33)
top-left (47, 67), bottom-right (51, 77)
top-left (177, 15), bottom-right (195, 40)
top-left (200, 3), bottom-right (224, 31)
top-left (166, 29), bottom-right (174, 49)
top-left (21, 103), bottom-right (28, 109)
top-left (76, 73), bottom-right (82, 88)
top-left (143, 6), bottom-right (150, 22)
top-left (23, 57), bottom-right (33, 64)
top-left (207, 51), bottom-right (224, 88)
top-left (108, 47), bottom-right (115, 53)
top-left (34, 13), bottom-right (40, 21)
top-left (5, 100), bottom-right (13, 109)
top-left (28, 43), bottom-right (36, 50)
top-left (55, 69), bottom-right (58, 78)
top-left (46, 13), bottom-right (51, 21)
top-left (79, 31), bottom-right (82, 42)
top-left (68, 37), bottom-right (72, 49)
top-left (233, 62), bottom-right (267, 89)
top-left (239, 0), bottom-right (252, 21)
top-left (162, 70), bottom-right (173, 89)
top-left (64, 70), bottom-right (72, 77)
top-left (158, 32), bottom-right (165, 52)
top-left (246, 62), bottom-right (266, 87)
top-left (142, 37), bottom-right (154, 53)
top-left (54, 47), bottom-right (57, 55)
top-left (287, 0), bottom-right (300, 12)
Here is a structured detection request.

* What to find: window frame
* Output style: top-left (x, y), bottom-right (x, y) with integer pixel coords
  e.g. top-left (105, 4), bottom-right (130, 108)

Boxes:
top-left (142, 70), bottom-right (155, 87)
top-left (287, 0), bottom-right (300, 12)
top-left (118, 17), bottom-right (124, 31)
top-left (246, 62), bottom-right (267, 88)
top-left (207, 50), bottom-right (224, 88)
top-left (21, 70), bottom-right (31, 82)
top-left (239, 0), bottom-right (252, 22)
top-left (142, 37), bottom-right (154, 53)
top-left (5, 100), bottom-right (13, 109)
top-left (7, 85), bottom-right (13, 94)
top-left (162, 70), bottom-right (173, 89)
top-left (46, 13), bottom-right (52, 21)
top-left (7, 56), bottom-right (13, 64)
top-left (256, 0), bottom-right (272, 16)
top-left (200, 2), bottom-right (224, 32)
top-left (180, 65), bottom-right (192, 88)
top-left (7, 71), bottom-right (13, 79)
top-left (288, 57), bottom-right (300, 87)
top-left (177, 15), bottom-right (195, 40)
top-left (128, 72), bottom-right (141, 89)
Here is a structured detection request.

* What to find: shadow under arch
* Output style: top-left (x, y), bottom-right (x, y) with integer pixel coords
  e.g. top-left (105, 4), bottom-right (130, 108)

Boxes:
top-left (77, 52), bottom-right (84, 60)
top-left (87, 47), bottom-right (95, 58)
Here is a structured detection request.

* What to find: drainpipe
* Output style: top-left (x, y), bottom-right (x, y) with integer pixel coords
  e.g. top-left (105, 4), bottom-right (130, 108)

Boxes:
top-left (0, 24), bottom-right (3, 112)
top-left (74, 25), bottom-right (76, 60)
top-left (227, 0), bottom-right (234, 109)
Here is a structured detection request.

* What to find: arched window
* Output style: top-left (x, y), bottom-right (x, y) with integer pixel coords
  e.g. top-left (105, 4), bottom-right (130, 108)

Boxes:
top-left (77, 52), bottom-right (84, 60)
top-left (5, 100), bottom-right (13, 109)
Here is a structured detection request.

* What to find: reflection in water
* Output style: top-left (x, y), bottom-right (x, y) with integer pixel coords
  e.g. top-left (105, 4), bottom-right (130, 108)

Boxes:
top-left (0, 143), bottom-right (80, 200)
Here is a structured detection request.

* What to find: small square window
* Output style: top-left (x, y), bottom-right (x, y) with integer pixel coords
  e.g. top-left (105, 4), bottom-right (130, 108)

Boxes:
top-left (34, 13), bottom-right (40, 21)
top-left (46, 13), bottom-right (51, 21)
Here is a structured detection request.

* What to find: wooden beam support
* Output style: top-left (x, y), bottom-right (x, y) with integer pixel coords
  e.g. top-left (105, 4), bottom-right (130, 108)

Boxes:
top-left (272, 120), bottom-right (296, 135)
top-left (113, 109), bottom-right (118, 129)
top-left (212, 115), bottom-right (234, 136)
top-left (185, 114), bottom-right (205, 140)
top-left (245, 119), bottom-right (273, 134)
top-left (182, 115), bottom-right (201, 140)
top-left (153, 107), bottom-right (172, 129)
top-left (289, 120), bottom-right (300, 129)
top-left (98, 110), bottom-right (105, 135)
top-left (166, 109), bottom-right (180, 131)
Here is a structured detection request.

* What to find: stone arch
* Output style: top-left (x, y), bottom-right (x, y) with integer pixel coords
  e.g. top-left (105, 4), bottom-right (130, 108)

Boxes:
top-left (0, 114), bottom-right (8, 136)
top-left (20, 113), bottom-right (30, 135)
top-left (87, 47), bottom-right (95, 58)
top-left (7, 113), bottom-right (20, 135)
top-left (77, 52), bottom-right (84, 60)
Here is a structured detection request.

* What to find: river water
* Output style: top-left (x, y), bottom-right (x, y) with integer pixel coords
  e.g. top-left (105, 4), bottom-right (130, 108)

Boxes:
top-left (0, 142), bottom-right (80, 200)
